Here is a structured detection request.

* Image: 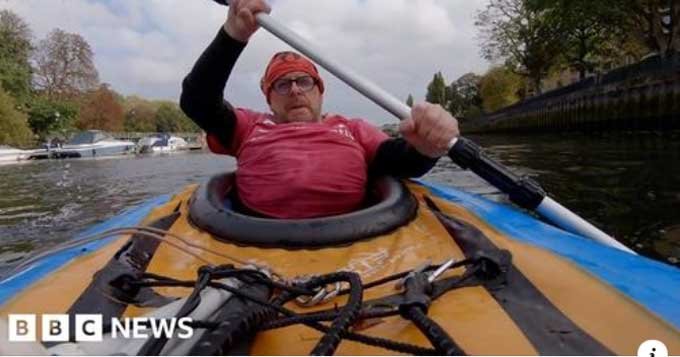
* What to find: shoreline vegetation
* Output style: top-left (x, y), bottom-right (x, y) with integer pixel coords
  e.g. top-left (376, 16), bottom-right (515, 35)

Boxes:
top-left (465, 54), bottom-right (680, 133)
top-left (0, 10), bottom-right (200, 150)
top-left (3, 1), bottom-right (678, 148)
top-left (414, 0), bottom-right (678, 134)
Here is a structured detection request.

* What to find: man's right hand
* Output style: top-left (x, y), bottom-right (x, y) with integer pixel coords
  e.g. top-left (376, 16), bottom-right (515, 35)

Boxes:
top-left (224, 0), bottom-right (271, 43)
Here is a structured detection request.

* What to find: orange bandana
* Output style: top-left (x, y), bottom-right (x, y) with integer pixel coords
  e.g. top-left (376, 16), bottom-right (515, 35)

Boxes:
top-left (260, 51), bottom-right (325, 102)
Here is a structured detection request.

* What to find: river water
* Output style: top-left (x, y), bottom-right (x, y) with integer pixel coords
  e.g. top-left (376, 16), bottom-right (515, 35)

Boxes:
top-left (1, 131), bottom-right (679, 271)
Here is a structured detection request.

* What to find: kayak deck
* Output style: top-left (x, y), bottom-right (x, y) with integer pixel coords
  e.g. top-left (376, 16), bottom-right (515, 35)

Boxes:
top-left (1, 181), bottom-right (679, 355)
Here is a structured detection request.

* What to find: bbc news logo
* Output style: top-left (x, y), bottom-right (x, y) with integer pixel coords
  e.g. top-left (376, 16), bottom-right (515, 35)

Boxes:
top-left (8, 314), bottom-right (194, 342)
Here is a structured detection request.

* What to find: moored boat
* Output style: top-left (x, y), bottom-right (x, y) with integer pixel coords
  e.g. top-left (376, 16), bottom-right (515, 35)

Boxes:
top-left (1, 174), bottom-right (678, 355)
top-left (0, 146), bottom-right (31, 163)
top-left (51, 130), bottom-right (135, 159)
top-left (137, 134), bottom-right (188, 154)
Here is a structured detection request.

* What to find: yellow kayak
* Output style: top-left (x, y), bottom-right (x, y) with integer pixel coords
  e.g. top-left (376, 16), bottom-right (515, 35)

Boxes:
top-left (1, 174), bottom-right (678, 355)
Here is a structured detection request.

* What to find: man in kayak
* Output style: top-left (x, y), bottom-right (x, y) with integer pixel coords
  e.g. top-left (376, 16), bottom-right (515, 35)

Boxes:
top-left (180, 0), bottom-right (460, 219)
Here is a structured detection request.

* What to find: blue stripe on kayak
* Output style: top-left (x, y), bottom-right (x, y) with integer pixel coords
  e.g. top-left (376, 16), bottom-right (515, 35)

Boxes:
top-left (0, 195), bottom-right (171, 306)
top-left (417, 179), bottom-right (680, 330)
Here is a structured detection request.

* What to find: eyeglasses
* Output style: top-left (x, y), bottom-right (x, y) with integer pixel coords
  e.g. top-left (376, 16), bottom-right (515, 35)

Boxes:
top-left (272, 75), bottom-right (317, 95)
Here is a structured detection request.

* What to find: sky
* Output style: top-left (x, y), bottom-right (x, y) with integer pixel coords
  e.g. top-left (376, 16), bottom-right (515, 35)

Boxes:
top-left (1, 0), bottom-right (491, 126)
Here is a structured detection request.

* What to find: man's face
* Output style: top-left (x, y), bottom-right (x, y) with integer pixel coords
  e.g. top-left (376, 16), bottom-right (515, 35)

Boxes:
top-left (269, 71), bottom-right (323, 123)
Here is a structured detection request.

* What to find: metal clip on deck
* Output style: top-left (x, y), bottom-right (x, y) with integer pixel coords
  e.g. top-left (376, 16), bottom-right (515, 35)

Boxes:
top-left (395, 258), bottom-right (456, 291)
top-left (427, 258), bottom-right (456, 283)
top-left (395, 260), bottom-right (431, 290)
top-left (292, 275), bottom-right (342, 307)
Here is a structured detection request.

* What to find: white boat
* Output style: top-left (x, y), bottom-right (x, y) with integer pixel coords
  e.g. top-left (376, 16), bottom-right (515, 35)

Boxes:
top-left (52, 130), bottom-right (135, 159)
top-left (0, 145), bottom-right (31, 163)
top-left (137, 134), bottom-right (188, 154)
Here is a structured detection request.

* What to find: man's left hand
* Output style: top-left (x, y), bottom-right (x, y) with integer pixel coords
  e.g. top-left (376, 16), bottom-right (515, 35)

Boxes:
top-left (399, 103), bottom-right (460, 158)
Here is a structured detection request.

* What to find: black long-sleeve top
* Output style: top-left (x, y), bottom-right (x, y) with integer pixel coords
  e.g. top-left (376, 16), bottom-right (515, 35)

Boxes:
top-left (180, 27), bottom-right (438, 178)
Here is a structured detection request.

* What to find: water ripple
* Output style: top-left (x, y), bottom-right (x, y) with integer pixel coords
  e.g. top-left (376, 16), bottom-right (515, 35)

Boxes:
top-left (1, 134), bottom-right (679, 269)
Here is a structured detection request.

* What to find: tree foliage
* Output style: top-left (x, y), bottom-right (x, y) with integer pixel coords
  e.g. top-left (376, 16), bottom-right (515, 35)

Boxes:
top-left (531, 0), bottom-right (662, 78)
top-left (0, 87), bottom-right (33, 147)
top-left (405, 94), bottom-right (414, 108)
top-left (425, 72), bottom-right (448, 106)
top-left (476, 0), bottom-right (564, 94)
top-left (479, 66), bottom-right (523, 112)
top-left (33, 28), bottom-right (99, 100)
top-left (76, 84), bottom-right (124, 132)
top-left (123, 96), bottom-right (158, 132)
top-left (26, 96), bottom-right (79, 140)
top-left (447, 73), bottom-right (483, 118)
top-left (0, 13), bottom-right (198, 144)
top-left (154, 102), bottom-right (199, 133)
top-left (539, 0), bottom-right (624, 78)
top-left (623, 0), bottom-right (679, 56)
top-left (0, 10), bottom-right (32, 104)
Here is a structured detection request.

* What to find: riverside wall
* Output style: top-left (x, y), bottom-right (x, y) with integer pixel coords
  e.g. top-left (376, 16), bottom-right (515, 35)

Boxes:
top-left (465, 55), bottom-right (680, 133)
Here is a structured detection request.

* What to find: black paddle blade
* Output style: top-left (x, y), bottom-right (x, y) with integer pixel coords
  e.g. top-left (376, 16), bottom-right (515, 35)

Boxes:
top-left (212, 0), bottom-right (229, 6)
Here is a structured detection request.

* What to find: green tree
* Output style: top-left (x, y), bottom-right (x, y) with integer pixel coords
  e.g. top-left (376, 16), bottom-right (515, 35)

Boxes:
top-left (535, 0), bottom-right (678, 62)
top-left (0, 87), bottom-right (33, 147)
top-left (532, 0), bottom-right (648, 78)
top-left (26, 96), bottom-right (78, 140)
top-left (447, 73), bottom-right (482, 118)
top-left (406, 94), bottom-right (414, 108)
top-left (623, 0), bottom-right (679, 56)
top-left (476, 0), bottom-right (564, 94)
top-left (425, 72), bottom-right (448, 106)
top-left (123, 96), bottom-right (157, 132)
top-left (547, 0), bottom-right (618, 78)
top-left (154, 102), bottom-right (199, 133)
top-left (0, 10), bottom-right (33, 105)
top-left (479, 66), bottom-right (523, 112)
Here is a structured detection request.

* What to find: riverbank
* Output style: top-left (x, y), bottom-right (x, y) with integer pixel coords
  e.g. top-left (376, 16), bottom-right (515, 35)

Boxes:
top-left (465, 54), bottom-right (680, 133)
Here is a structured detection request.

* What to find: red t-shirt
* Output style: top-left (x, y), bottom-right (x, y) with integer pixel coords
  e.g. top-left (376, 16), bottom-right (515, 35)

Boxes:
top-left (207, 108), bottom-right (389, 218)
